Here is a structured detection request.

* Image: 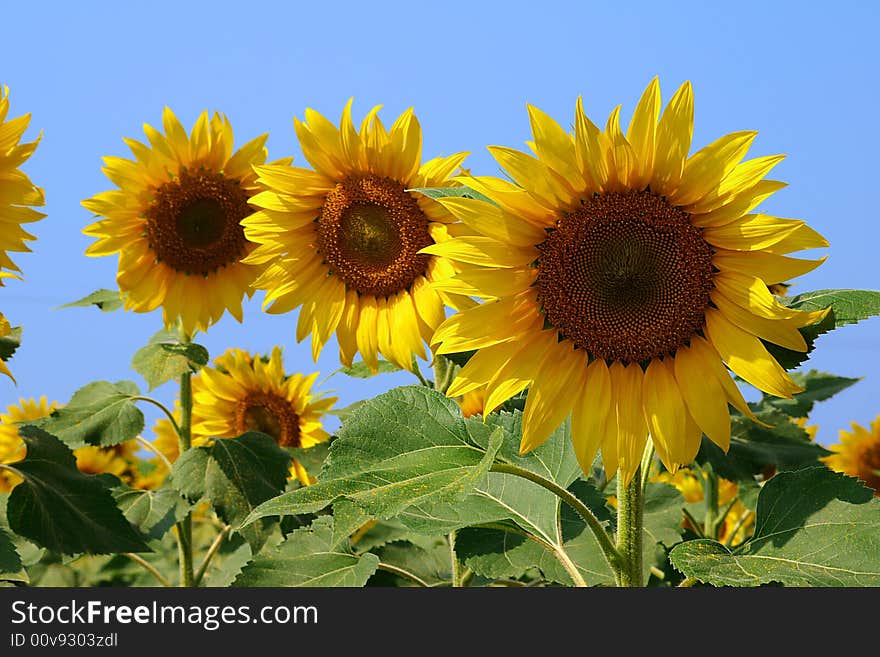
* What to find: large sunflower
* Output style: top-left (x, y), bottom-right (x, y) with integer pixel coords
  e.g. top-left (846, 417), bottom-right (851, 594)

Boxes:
top-left (242, 101), bottom-right (472, 371)
top-left (822, 416), bottom-right (880, 495)
top-left (192, 347), bottom-right (336, 484)
top-left (0, 86), bottom-right (45, 284)
top-left (82, 109), bottom-right (272, 335)
top-left (428, 79), bottom-right (829, 483)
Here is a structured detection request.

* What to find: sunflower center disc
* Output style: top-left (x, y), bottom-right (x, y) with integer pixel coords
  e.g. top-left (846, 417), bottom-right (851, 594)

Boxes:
top-left (235, 392), bottom-right (301, 448)
top-left (145, 169), bottom-right (251, 276)
top-left (318, 175), bottom-right (432, 297)
top-left (536, 190), bottom-right (715, 364)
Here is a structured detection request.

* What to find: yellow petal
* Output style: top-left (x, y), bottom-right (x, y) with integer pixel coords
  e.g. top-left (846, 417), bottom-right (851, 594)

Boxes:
top-left (689, 180), bottom-right (787, 228)
top-left (626, 77), bottom-right (661, 189)
top-left (433, 291), bottom-right (541, 353)
top-left (703, 214), bottom-right (805, 251)
top-left (610, 361), bottom-right (648, 486)
top-left (488, 145), bottom-right (576, 209)
top-left (651, 81), bottom-right (694, 195)
top-left (527, 103), bottom-right (581, 191)
top-left (355, 295), bottom-right (379, 372)
top-left (713, 270), bottom-right (799, 320)
top-left (420, 236), bottom-right (537, 268)
top-left (712, 290), bottom-right (807, 351)
top-left (434, 197), bottom-right (545, 247)
top-left (712, 249), bottom-right (826, 284)
top-left (704, 308), bottom-right (802, 398)
top-left (570, 359), bottom-right (612, 474)
top-left (669, 131), bottom-right (756, 206)
top-left (673, 345), bottom-right (731, 452)
top-left (483, 330), bottom-right (558, 414)
top-left (761, 223), bottom-right (829, 255)
top-left (520, 343), bottom-right (584, 453)
top-left (642, 358), bottom-right (688, 471)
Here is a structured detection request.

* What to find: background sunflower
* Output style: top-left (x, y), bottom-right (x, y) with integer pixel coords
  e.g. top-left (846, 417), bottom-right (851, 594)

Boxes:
top-left (243, 102), bottom-right (472, 372)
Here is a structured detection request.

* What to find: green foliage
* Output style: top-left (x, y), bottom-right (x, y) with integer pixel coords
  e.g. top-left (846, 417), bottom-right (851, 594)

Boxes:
top-left (34, 380), bottom-right (144, 448)
top-left (2, 426), bottom-right (149, 555)
top-left (768, 289), bottom-right (880, 369)
top-left (172, 433), bottom-right (291, 552)
top-left (112, 483), bottom-right (190, 543)
top-left (410, 186), bottom-right (495, 205)
top-left (369, 537), bottom-right (451, 587)
top-left (242, 387), bottom-right (502, 524)
top-left (233, 516), bottom-right (379, 587)
top-left (763, 369), bottom-right (860, 418)
top-left (132, 333), bottom-right (209, 390)
top-left (335, 359), bottom-right (402, 378)
top-left (60, 289), bottom-right (124, 312)
top-left (0, 326), bottom-right (22, 362)
top-left (0, 527), bottom-right (26, 583)
top-left (670, 467), bottom-right (880, 586)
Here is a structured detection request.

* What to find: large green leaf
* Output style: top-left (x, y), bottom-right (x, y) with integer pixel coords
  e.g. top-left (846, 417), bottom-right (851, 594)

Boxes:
top-left (368, 537), bottom-right (451, 587)
top-left (3, 426), bottom-right (149, 555)
top-left (172, 433), bottom-right (290, 552)
top-left (233, 516), bottom-right (379, 587)
top-left (670, 467), bottom-right (880, 586)
top-left (59, 288), bottom-right (124, 313)
top-left (132, 337), bottom-right (209, 391)
top-left (768, 289), bottom-right (880, 370)
top-left (112, 483), bottom-right (190, 542)
top-left (34, 380), bottom-right (144, 448)
top-left (241, 387), bottom-right (502, 524)
top-left (0, 527), bottom-right (26, 583)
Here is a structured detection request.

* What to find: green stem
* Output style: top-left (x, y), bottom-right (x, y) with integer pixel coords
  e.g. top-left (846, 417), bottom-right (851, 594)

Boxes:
top-left (122, 553), bottom-right (169, 587)
top-left (194, 525), bottom-right (230, 586)
top-left (489, 462), bottom-right (622, 575)
top-left (175, 332), bottom-right (195, 587)
top-left (432, 355), bottom-right (455, 394)
top-left (615, 466), bottom-right (644, 587)
top-left (377, 562), bottom-right (432, 588)
top-left (135, 435), bottom-right (173, 472)
top-left (130, 396), bottom-right (180, 436)
top-left (702, 467), bottom-right (720, 540)
top-left (410, 359), bottom-right (430, 387)
top-left (448, 530), bottom-right (461, 587)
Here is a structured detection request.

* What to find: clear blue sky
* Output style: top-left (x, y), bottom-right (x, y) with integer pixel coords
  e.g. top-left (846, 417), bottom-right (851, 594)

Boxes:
top-left (0, 0), bottom-right (877, 445)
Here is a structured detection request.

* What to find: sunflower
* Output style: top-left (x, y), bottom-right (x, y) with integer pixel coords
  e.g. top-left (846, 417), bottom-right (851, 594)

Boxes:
top-left (0, 311), bottom-right (16, 382)
top-left (0, 396), bottom-right (56, 491)
top-left (74, 442), bottom-right (140, 482)
top-left (82, 108), bottom-right (273, 335)
top-left (192, 347), bottom-right (336, 484)
top-left (0, 86), bottom-right (45, 284)
top-left (653, 469), bottom-right (754, 546)
top-left (428, 78), bottom-right (829, 483)
top-left (137, 406), bottom-right (209, 489)
top-left (458, 389), bottom-right (486, 418)
top-left (822, 416), bottom-right (880, 495)
top-left (242, 101), bottom-right (472, 371)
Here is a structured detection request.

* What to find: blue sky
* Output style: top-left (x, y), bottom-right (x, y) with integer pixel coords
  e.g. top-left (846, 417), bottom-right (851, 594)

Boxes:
top-left (0, 0), bottom-right (877, 445)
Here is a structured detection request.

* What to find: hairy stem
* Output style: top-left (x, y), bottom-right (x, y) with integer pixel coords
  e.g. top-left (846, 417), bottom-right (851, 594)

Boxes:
top-left (194, 525), bottom-right (231, 586)
top-left (175, 332), bottom-right (195, 587)
top-left (122, 553), bottom-right (170, 587)
top-left (615, 466), bottom-right (644, 587)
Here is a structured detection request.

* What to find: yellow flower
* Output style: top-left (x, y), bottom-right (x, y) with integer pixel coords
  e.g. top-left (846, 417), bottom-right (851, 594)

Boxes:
top-left (653, 469), bottom-right (754, 546)
top-left (192, 347), bottom-right (336, 485)
top-left (428, 78), bottom-right (828, 483)
top-left (0, 86), bottom-right (45, 284)
top-left (0, 396), bottom-right (57, 491)
top-left (74, 442), bottom-right (139, 481)
top-left (822, 416), bottom-right (880, 495)
top-left (242, 101), bottom-right (472, 371)
top-left (82, 108), bottom-right (272, 335)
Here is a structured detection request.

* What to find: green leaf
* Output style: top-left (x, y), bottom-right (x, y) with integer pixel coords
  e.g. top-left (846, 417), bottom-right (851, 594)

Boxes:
top-left (0, 528), bottom-right (26, 583)
top-left (241, 386), bottom-right (502, 525)
top-left (669, 467), bottom-right (880, 586)
top-left (409, 186), bottom-right (495, 205)
top-left (172, 433), bottom-right (290, 552)
top-left (233, 516), bottom-right (379, 587)
top-left (131, 342), bottom-right (209, 390)
top-left (112, 484), bottom-right (190, 542)
top-left (0, 326), bottom-right (22, 362)
top-left (698, 407), bottom-right (829, 481)
top-left (286, 441), bottom-right (331, 477)
top-left (3, 426), bottom-right (149, 555)
top-left (335, 359), bottom-right (401, 378)
top-left (785, 288), bottom-right (880, 323)
top-left (768, 289), bottom-right (880, 370)
top-left (59, 288), bottom-right (124, 313)
top-left (34, 380), bottom-right (144, 448)
top-left (327, 400), bottom-right (365, 423)
top-left (762, 370), bottom-right (860, 418)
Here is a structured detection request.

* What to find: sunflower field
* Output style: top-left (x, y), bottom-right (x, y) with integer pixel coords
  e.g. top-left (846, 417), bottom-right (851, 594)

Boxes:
top-left (1, 66), bottom-right (879, 591)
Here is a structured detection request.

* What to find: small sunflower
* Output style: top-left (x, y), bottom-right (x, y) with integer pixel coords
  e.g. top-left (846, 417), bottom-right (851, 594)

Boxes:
top-left (653, 468), bottom-right (754, 546)
top-left (0, 86), bottom-right (45, 284)
top-left (0, 396), bottom-right (56, 491)
top-left (192, 347), bottom-right (336, 484)
top-left (74, 442), bottom-right (140, 481)
top-left (822, 416), bottom-right (880, 495)
top-left (428, 78), bottom-right (829, 483)
top-left (242, 101), bottom-right (472, 371)
top-left (82, 108), bottom-right (273, 335)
